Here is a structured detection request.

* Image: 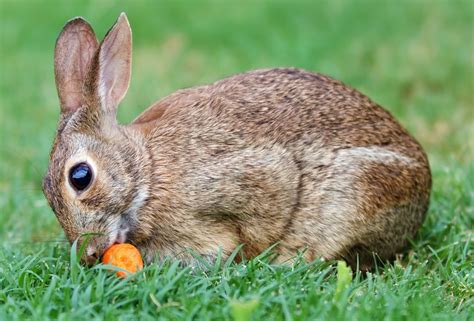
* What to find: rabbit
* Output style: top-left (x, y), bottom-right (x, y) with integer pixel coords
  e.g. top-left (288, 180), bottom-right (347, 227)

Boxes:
top-left (42, 13), bottom-right (431, 270)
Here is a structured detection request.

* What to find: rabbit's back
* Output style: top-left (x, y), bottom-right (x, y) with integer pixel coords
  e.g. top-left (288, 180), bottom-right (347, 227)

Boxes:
top-left (151, 68), bottom-right (424, 155)
top-left (143, 68), bottom-right (431, 267)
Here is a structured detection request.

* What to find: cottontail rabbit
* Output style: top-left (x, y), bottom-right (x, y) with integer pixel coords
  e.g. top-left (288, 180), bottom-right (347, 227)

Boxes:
top-left (43, 13), bottom-right (431, 270)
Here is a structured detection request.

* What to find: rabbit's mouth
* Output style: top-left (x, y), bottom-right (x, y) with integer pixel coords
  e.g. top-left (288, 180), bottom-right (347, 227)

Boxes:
top-left (82, 223), bottom-right (131, 265)
top-left (113, 185), bottom-right (149, 244)
top-left (107, 214), bottom-right (132, 246)
top-left (109, 226), bottom-right (129, 246)
top-left (92, 185), bottom-right (148, 259)
top-left (115, 228), bottom-right (129, 244)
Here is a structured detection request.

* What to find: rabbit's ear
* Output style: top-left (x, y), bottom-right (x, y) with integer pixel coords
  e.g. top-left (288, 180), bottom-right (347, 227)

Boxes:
top-left (55, 17), bottom-right (99, 114)
top-left (128, 100), bottom-right (170, 135)
top-left (133, 100), bottom-right (169, 124)
top-left (95, 13), bottom-right (132, 115)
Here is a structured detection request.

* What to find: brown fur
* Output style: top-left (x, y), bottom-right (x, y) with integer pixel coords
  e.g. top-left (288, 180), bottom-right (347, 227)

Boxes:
top-left (43, 14), bottom-right (431, 269)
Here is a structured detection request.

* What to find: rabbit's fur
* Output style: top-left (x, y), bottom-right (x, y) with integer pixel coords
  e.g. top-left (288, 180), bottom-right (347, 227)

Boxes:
top-left (43, 14), bottom-right (431, 269)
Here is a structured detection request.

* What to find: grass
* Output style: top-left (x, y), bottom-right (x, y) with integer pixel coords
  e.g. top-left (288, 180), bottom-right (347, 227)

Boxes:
top-left (0, 0), bottom-right (473, 320)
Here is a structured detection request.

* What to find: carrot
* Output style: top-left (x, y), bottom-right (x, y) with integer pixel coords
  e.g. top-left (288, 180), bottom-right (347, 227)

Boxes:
top-left (101, 243), bottom-right (143, 278)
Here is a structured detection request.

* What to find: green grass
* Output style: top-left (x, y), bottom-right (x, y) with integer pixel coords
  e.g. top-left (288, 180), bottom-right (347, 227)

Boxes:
top-left (0, 0), bottom-right (473, 320)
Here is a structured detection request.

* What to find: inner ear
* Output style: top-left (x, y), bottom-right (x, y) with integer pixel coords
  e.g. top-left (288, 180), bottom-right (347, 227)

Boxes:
top-left (54, 18), bottom-right (99, 114)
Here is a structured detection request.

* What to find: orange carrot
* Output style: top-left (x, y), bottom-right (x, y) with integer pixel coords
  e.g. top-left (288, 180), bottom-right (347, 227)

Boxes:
top-left (101, 243), bottom-right (143, 278)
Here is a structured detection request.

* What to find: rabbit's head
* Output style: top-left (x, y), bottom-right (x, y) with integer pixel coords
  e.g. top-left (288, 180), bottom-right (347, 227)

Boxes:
top-left (43, 14), bottom-right (148, 264)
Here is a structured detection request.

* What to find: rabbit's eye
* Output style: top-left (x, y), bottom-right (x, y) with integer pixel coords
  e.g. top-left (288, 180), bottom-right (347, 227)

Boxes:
top-left (69, 163), bottom-right (93, 191)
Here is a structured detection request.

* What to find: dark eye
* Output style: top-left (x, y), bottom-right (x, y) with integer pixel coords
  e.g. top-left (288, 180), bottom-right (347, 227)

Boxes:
top-left (69, 163), bottom-right (93, 191)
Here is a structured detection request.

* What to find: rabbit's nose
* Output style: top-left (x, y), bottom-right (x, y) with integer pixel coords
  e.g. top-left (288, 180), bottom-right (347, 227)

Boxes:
top-left (83, 245), bottom-right (100, 266)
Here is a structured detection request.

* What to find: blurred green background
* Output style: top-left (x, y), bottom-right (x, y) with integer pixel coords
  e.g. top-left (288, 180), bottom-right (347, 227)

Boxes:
top-left (0, 0), bottom-right (472, 253)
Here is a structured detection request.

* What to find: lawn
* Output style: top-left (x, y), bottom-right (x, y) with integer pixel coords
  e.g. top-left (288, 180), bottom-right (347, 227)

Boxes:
top-left (0, 0), bottom-right (473, 320)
